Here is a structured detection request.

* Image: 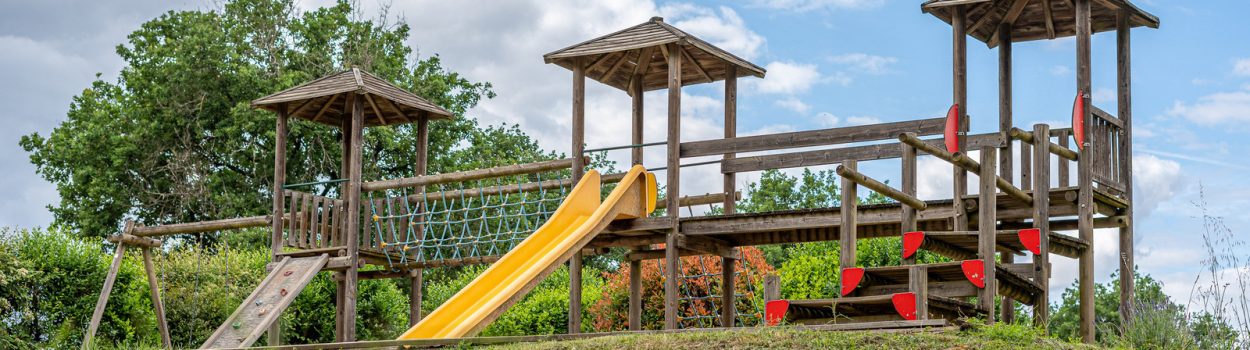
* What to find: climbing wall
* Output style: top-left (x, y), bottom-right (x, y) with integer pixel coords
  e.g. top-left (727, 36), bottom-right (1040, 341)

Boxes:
top-left (201, 254), bottom-right (328, 349)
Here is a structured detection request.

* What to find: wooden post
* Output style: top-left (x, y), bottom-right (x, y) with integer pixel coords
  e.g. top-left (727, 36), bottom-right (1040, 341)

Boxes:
top-left (410, 116), bottom-right (429, 327)
top-left (763, 274), bottom-right (780, 302)
top-left (910, 265), bottom-right (929, 320)
top-left (1032, 123), bottom-right (1052, 326)
top-left (628, 73), bottom-right (645, 331)
top-left (1117, 7), bottom-right (1136, 326)
top-left (901, 144), bottom-right (917, 265)
top-left (999, 24), bottom-right (1016, 325)
top-left (952, 5), bottom-right (970, 233)
top-left (1075, 0), bottom-right (1096, 342)
top-left (83, 239), bottom-right (128, 350)
top-left (142, 248), bottom-right (173, 349)
top-left (343, 92), bottom-right (364, 341)
top-left (840, 160), bottom-right (858, 272)
top-left (335, 112), bottom-right (352, 341)
top-left (979, 147), bottom-right (998, 324)
top-left (663, 42), bottom-right (683, 330)
top-left (720, 66), bottom-right (738, 328)
top-left (569, 57), bottom-right (586, 334)
top-left (269, 103), bottom-right (289, 345)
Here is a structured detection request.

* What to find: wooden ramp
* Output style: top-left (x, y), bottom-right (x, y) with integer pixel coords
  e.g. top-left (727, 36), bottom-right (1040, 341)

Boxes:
top-left (201, 254), bottom-right (329, 349)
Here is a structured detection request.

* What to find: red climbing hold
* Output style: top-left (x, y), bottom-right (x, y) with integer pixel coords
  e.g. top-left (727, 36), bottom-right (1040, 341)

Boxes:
top-left (765, 300), bottom-right (790, 326)
top-left (280, 288), bottom-right (289, 297)
top-left (961, 260), bottom-right (986, 288)
top-left (945, 104), bottom-right (960, 153)
top-left (891, 292), bottom-right (918, 321)
top-left (841, 267), bottom-right (865, 296)
top-left (1018, 228), bottom-right (1042, 255)
top-left (1073, 90), bottom-right (1087, 150)
top-left (283, 270), bottom-right (293, 277)
top-left (902, 231), bottom-right (925, 259)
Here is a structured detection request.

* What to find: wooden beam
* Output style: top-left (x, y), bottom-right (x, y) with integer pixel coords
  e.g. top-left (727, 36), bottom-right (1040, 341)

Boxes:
top-left (840, 160), bottom-right (858, 272)
top-left (142, 247), bottom-right (173, 349)
top-left (628, 70), bottom-right (645, 332)
top-left (901, 143), bottom-right (918, 265)
top-left (1032, 123), bottom-right (1053, 325)
top-left (677, 235), bottom-right (739, 259)
top-left (601, 51), bottom-right (631, 84)
top-left (1042, 0), bottom-right (1056, 39)
top-left (1116, 6), bottom-right (1136, 326)
top-left (1075, 0), bottom-right (1095, 343)
top-left (679, 46), bottom-right (713, 83)
top-left (131, 215), bottom-right (272, 237)
top-left (363, 158), bottom-right (581, 191)
top-left (365, 94), bottom-right (387, 125)
top-left (723, 133), bottom-right (1003, 174)
top-left (680, 117), bottom-right (944, 158)
top-left (343, 92), bottom-right (364, 341)
top-left (570, 55), bottom-right (586, 335)
top-left (953, 4), bottom-right (970, 235)
top-left (1009, 128), bottom-right (1079, 160)
top-left (628, 47), bottom-right (655, 94)
top-left (988, 0), bottom-right (1029, 48)
top-left (836, 165), bottom-right (927, 210)
top-left (965, 2), bottom-right (998, 35)
top-left (82, 241), bottom-right (127, 350)
top-left (978, 147), bottom-right (998, 324)
top-left (664, 42), bottom-right (682, 331)
top-left (310, 94), bottom-right (340, 123)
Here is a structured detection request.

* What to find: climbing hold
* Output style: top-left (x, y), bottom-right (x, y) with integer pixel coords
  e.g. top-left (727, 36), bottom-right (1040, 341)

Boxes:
top-left (280, 288), bottom-right (289, 297)
top-left (1017, 228), bottom-right (1041, 255)
top-left (283, 270), bottom-right (294, 277)
top-left (944, 104), bottom-right (960, 153)
top-left (380, 242), bottom-right (388, 248)
top-left (961, 260), bottom-right (986, 288)
top-left (232, 322), bottom-right (241, 329)
top-left (254, 300), bottom-right (262, 306)
top-left (258, 308), bottom-right (268, 316)
top-left (1073, 90), bottom-right (1087, 150)
top-left (902, 231), bottom-right (925, 259)
top-left (372, 214), bottom-right (380, 222)
top-left (891, 292), bottom-right (918, 321)
top-left (765, 300), bottom-right (790, 326)
top-left (841, 267), bottom-right (865, 296)
top-left (402, 245), bottom-right (410, 252)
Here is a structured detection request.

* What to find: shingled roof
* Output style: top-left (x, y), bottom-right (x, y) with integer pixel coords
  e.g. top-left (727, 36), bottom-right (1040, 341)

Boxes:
top-left (922, 0), bottom-right (1159, 48)
top-left (544, 17), bottom-right (766, 92)
top-left (252, 68), bottom-right (454, 127)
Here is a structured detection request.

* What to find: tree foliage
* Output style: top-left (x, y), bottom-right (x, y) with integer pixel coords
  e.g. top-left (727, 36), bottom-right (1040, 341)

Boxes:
top-left (19, 0), bottom-right (556, 238)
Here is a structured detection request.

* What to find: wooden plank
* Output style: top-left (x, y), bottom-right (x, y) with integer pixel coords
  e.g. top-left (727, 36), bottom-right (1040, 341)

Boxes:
top-left (978, 147), bottom-right (998, 323)
top-left (1116, 6), bottom-right (1136, 325)
top-left (664, 42), bottom-right (682, 331)
top-left (680, 117), bottom-right (945, 158)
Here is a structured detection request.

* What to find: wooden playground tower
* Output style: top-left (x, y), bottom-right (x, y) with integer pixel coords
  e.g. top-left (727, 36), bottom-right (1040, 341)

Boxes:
top-left (83, 0), bottom-right (1159, 348)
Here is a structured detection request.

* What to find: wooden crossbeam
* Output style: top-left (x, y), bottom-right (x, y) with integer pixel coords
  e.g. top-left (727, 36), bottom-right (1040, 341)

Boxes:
top-left (988, 0), bottom-right (1030, 48)
top-left (676, 235), bottom-right (739, 259)
top-left (1042, 0), bottom-right (1056, 39)
top-left (310, 94), bottom-right (340, 123)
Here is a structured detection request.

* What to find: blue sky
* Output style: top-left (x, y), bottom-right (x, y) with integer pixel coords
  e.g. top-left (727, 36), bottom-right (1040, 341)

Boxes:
top-left (2, 0), bottom-right (1248, 307)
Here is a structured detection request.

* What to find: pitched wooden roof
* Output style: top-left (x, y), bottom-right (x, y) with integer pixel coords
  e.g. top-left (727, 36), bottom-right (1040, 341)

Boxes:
top-left (922, 0), bottom-right (1159, 48)
top-left (252, 68), bottom-right (454, 127)
top-left (544, 17), bottom-right (766, 92)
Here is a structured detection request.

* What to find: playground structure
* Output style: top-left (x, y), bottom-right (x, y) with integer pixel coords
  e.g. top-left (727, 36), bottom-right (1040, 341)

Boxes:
top-left (83, 0), bottom-right (1158, 348)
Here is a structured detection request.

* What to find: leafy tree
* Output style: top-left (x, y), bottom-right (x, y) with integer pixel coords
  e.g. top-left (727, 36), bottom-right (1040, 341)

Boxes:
top-left (19, 0), bottom-right (556, 238)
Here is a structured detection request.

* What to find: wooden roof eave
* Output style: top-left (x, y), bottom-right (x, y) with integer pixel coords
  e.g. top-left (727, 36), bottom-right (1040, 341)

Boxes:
top-left (921, 0), bottom-right (1159, 48)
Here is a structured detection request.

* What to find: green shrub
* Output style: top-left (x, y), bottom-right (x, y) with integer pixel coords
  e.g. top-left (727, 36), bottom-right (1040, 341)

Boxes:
top-left (425, 264), bottom-right (603, 336)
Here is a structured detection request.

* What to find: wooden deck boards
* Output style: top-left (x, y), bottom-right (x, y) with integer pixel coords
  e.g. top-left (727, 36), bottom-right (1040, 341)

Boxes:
top-left (784, 295), bottom-right (985, 324)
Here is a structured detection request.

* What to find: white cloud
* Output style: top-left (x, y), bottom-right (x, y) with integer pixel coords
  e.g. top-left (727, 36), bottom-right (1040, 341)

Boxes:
top-left (774, 97), bottom-right (811, 114)
top-left (1234, 58), bottom-right (1250, 76)
top-left (828, 53), bottom-right (897, 74)
top-left (1050, 65), bottom-right (1072, 76)
top-left (754, 61), bottom-right (823, 94)
top-left (750, 0), bottom-right (884, 12)
top-left (1133, 154), bottom-right (1183, 219)
top-left (816, 112), bottom-right (839, 127)
top-left (846, 116), bottom-right (881, 126)
top-left (1092, 87), bottom-right (1115, 105)
top-left (1168, 89), bottom-right (1250, 125)
top-left (660, 4), bottom-right (765, 60)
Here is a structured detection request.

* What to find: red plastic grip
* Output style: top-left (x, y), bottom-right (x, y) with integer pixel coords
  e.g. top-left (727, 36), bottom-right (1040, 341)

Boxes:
top-left (1073, 91), bottom-right (1086, 150)
top-left (892, 292), bottom-right (918, 320)
top-left (1018, 228), bottom-right (1041, 255)
top-left (945, 104), bottom-right (960, 153)
top-left (903, 231), bottom-right (924, 259)
top-left (961, 260), bottom-right (986, 288)
top-left (765, 300), bottom-right (790, 326)
top-left (841, 267), bottom-right (865, 296)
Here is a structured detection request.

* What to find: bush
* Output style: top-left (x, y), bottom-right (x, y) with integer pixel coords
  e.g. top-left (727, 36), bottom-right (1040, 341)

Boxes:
top-left (425, 264), bottom-right (603, 336)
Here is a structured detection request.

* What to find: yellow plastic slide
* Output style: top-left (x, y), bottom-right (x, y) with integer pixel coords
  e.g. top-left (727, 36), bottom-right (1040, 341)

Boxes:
top-left (398, 165), bottom-right (656, 339)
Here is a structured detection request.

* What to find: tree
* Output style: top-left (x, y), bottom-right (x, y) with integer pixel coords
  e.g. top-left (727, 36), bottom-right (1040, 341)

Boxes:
top-left (19, 0), bottom-right (553, 238)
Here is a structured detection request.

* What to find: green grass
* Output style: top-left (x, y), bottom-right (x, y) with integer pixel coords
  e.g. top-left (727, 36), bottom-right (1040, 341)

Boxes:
top-left (480, 323), bottom-right (1101, 350)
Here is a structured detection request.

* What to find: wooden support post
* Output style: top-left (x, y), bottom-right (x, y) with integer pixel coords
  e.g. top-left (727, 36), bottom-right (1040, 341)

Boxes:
top-left (1032, 124), bottom-right (1053, 326)
top-left (269, 104), bottom-right (288, 345)
top-left (1076, 0), bottom-right (1096, 343)
top-left (720, 65), bottom-right (738, 328)
top-left (664, 42), bottom-right (683, 330)
top-left (1058, 131), bottom-right (1071, 187)
top-left (999, 24), bottom-right (1016, 324)
top-left (83, 239), bottom-right (128, 350)
top-left (343, 93), bottom-right (364, 341)
top-left (628, 73), bottom-right (645, 332)
top-left (410, 116), bottom-right (429, 327)
top-left (840, 160), bottom-right (858, 271)
top-left (952, 4), bottom-right (970, 233)
top-left (901, 143), bottom-right (918, 265)
top-left (142, 248), bottom-right (173, 349)
top-left (335, 112), bottom-right (351, 342)
top-left (910, 265), bottom-right (929, 320)
top-left (1117, 6), bottom-right (1136, 326)
top-left (569, 56), bottom-right (587, 335)
top-left (979, 147), bottom-right (998, 324)
top-left (763, 274), bottom-right (781, 303)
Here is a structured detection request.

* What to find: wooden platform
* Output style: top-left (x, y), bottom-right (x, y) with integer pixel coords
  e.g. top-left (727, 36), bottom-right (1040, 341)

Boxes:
top-left (782, 295), bottom-right (985, 325)
top-left (912, 230), bottom-right (1088, 259)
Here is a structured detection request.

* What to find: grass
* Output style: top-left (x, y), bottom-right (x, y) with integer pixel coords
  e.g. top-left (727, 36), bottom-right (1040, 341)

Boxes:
top-left (480, 323), bottom-right (1099, 350)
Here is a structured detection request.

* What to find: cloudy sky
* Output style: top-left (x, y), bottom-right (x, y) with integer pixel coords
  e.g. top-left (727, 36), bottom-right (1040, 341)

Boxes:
top-left (3, 0), bottom-right (1249, 306)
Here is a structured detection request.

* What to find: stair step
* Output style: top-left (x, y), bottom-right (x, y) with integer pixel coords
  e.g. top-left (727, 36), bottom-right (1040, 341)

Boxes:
top-left (769, 294), bottom-right (985, 325)
top-left (902, 229), bottom-right (1088, 260)
top-left (842, 261), bottom-right (1044, 306)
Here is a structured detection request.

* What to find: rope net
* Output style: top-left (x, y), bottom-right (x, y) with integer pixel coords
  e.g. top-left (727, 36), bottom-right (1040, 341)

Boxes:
top-left (365, 170), bottom-right (571, 269)
top-left (658, 254), bottom-right (768, 328)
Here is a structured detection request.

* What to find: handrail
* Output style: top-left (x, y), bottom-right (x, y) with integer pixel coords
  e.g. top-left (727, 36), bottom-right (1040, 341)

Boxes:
top-left (679, 117), bottom-right (945, 158)
top-left (362, 157), bottom-right (585, 191)
top-left (1008, 128), bottom-right (1079, 161)
top-left (130, 215), bottom-right (272, 237)
top-left (835, 165), bottom-right (927, 210)
top-left (283, 178), bottom-right (348, 189)
top-left (898, 133), bottom-right (1031, 204)
top-left (583, 141), bottom-right (665, 153)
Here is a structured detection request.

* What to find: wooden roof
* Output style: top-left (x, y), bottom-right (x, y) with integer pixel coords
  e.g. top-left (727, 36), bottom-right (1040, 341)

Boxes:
top-left (543, 17), bottom-right (766, 92)
top-left (922, 0), bottom-right (1159, 48)
top-left (252, 68), bottom-right (454, 127)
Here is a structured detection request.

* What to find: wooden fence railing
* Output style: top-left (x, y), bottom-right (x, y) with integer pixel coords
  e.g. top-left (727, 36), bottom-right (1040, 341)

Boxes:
top-left (282, 190), bottom-right (347, 250)
top-left (1090, 106), bottom-right (1127, 194)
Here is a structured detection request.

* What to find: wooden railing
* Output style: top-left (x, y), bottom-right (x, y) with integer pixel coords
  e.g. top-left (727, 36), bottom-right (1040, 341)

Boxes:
top-left (282, 190), bottom-right (347, 250)
top-left (1090, 106), bottom-right (1127, 194)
